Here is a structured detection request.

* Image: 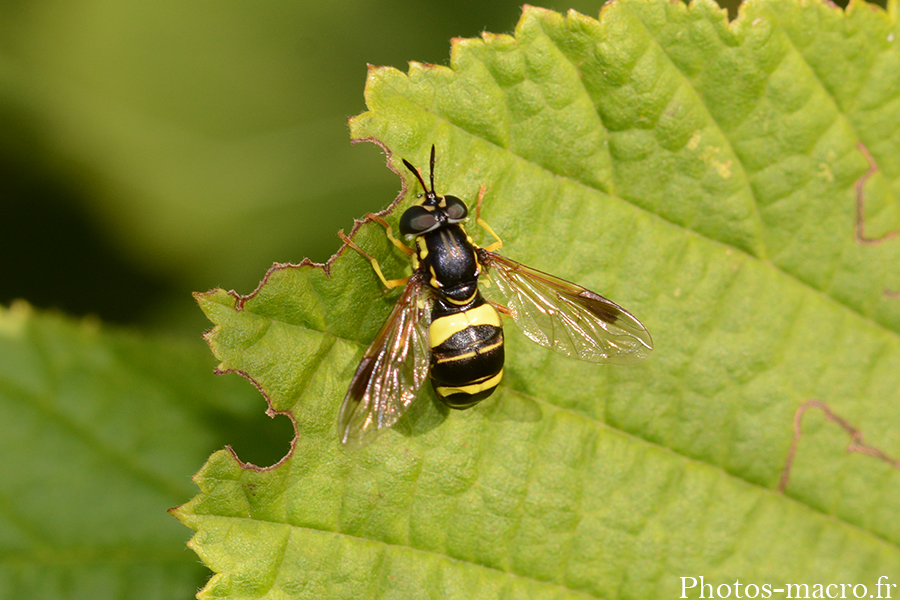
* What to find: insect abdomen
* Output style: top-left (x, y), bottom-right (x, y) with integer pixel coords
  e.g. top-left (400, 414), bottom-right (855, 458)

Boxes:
top-left (429, 300), bottom-right (505, 409)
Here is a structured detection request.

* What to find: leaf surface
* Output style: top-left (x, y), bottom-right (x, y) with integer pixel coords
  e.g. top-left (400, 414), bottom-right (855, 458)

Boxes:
top-left (178, 1), bottom-right (900, 598)
top-left (0, 302), bottom-right (267, 598)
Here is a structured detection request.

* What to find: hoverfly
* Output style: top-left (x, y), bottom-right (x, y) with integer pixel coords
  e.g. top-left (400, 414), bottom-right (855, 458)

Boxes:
top-left (338, 146), bottom-right (652, 448)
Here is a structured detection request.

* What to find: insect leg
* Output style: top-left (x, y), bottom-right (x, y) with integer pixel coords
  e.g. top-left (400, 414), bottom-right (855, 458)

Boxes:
top-left (488, 299), bottom-right (514, 318)
top-left (338, 230), bottom-right (410, 289)
top-left (475, 184), bottom-right (503, 252)
top-left (367, 214), bottom-right (415, 257)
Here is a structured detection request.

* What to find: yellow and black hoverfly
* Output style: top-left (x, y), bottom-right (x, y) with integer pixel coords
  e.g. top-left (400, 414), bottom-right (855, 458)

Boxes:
top-left (338, 146), bottom-right (652, 447)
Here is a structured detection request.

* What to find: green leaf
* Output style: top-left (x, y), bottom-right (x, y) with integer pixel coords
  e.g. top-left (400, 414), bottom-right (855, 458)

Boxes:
top-left (0, 302), bottom-right (267, 598)
top-left (179, 1), bottom-right (900, 598)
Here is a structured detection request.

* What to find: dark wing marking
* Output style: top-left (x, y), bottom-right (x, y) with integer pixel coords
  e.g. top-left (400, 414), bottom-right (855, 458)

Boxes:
top-left (338, 274), bottom-right (431, 448)
top-left (479, 251), bottom-right (652, 365)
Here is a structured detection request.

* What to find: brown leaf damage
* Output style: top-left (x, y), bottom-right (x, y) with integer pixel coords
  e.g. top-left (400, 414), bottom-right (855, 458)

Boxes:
top-left (779, 399), bottom-right (900, 493)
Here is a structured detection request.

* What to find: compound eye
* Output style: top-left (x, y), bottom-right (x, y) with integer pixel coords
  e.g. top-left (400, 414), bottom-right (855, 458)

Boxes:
top-left (400, 206), bottom-right (438, 236)
top-left (444, 196), bottom-right (468, 222)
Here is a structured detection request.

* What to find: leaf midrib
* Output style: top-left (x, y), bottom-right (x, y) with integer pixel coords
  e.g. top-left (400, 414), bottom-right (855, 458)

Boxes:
top-left (0, 367), bottom-right (192, 503)
top-left (196, 511), bottom-right (603, 599)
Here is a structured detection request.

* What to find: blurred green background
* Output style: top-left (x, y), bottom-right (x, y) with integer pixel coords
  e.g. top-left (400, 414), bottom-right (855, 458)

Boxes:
top-left (0, 0), bottom-right (774, 337)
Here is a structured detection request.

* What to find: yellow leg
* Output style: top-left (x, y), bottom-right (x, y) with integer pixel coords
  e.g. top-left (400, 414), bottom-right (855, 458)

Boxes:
top-left (475, 184), bottom-right (503, 252)
top-left (367, 213), bottom-right (414, 257)
top-left (338, 230), bottom-right (410, 289)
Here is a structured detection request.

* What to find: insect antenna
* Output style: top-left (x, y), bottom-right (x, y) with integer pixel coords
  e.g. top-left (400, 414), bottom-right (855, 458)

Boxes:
top-left (402, 157), bottom-right (430, 194)
top-left (429, 144), bottom-right (436, 193)
top-left (402, 146), bottom-right (441, 205)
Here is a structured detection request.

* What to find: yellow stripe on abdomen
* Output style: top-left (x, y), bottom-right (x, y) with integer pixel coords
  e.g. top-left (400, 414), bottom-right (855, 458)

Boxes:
top-left (434, 370), bottom-right (503, 398)
top-left (429, 303), bottom-right (501, 348)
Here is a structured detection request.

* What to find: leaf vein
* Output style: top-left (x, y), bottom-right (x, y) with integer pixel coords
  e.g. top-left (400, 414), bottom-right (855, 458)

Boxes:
top-left (0, 376), bottom-right (189, 502)
top-left (506, 385), bottom-right (900, 553)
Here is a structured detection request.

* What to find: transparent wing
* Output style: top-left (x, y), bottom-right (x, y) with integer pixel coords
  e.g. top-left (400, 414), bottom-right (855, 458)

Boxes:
top-left (338, 275), bottom-right (431, 449)
top-left (480, 251), bottom-right (653, 365)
